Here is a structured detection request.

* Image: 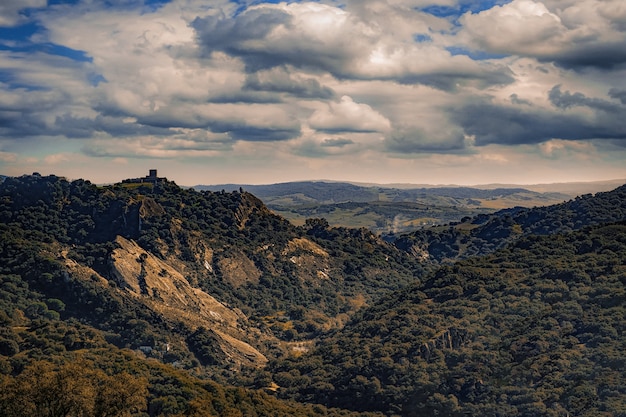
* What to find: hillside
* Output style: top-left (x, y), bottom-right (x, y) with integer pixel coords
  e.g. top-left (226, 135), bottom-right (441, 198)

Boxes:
top-left (269, 222), bottom-right (626, 416)
top-left (394, 184), bottom-right (626, 264)
top-left (0, 173), bottom-right (422, 367)
top-left (0, 173), bottom-right (424, 415)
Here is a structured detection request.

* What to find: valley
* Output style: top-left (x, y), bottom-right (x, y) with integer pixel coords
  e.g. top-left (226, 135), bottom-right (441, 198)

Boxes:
top-left (195, 181), bottom-right (604, 234)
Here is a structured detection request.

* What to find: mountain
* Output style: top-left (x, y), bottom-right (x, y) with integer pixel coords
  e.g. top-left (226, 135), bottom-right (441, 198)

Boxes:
top-left (394, 183), bottom-right (626, 264)
top-left (268, 221), bottom-right (626, 416)
top-left (194, 181), bottom-right (572, 234)
top-left (0, 173), bottom-right (420, 416)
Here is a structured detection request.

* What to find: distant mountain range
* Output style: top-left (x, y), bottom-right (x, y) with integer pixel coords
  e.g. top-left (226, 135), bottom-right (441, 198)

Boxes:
top-left (194, 179), bottom-right (626, 199)
top-left (195, 180), bottom-right (612, 234)
top-left (194, 180), bottom-right (571, 204)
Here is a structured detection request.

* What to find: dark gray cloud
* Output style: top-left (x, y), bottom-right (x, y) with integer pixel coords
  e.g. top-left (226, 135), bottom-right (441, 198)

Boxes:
top-left (545, 42), bottom-right (626, 71)
top-left (192, 8), bottom-right (300, 72)
top-left (134, 113), bottom-right (210, 130)
top-left (548, 85), bottom-right (622, 113)
top-left (54, 114), bottom-right (171, 138)
top-left (206, 92), bottom-right (283, 104)
top-left (132, 113), bottom-right (301, 142)
top-left (609, 88), bottom-right (626, 105)
top-left (321, 138), bottom-right (354, 147)
top-left (210, 122), bottom-right (301, 142)
top-left (452, 92), bottom-right (626, 146)
top-left (94, 94), bottom-right (303, 143)
top-left (192, 8), bottom-right (291, 52)
top-left (399, 69), bottom-right (514, 92)
top-left (0, 87), bottom-right (67, 138)
top-left (510, 93), bottom-right (532, 106)
top-left (385, 127), bottom-right (467, 153)
top-left (0, 110), bottom-right (49, 138)
top-left (244, 70), bottom-right (335, 99)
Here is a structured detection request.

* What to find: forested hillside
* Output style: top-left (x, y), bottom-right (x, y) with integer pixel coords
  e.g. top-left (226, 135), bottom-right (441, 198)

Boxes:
top-left (0, 174), bottom-right (422, 338)
top-left (0, 173), bottom-right (419, 415)
top-left (395, 184), bottom-right (626, 263)
top-left (270, 222), bottom-right (626, 416)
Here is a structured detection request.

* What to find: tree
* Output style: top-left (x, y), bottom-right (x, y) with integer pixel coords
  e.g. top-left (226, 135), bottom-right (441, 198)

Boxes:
top-left (0, 360), bottom-right (147, 417)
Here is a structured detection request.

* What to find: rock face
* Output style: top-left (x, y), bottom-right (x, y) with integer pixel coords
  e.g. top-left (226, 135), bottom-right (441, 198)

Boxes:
top-left (218, 253), bottom-right (261, 288)
top-left (110, 236), bottom-right (267, 367)
top-left (282, 237), bottom-right (332, 284)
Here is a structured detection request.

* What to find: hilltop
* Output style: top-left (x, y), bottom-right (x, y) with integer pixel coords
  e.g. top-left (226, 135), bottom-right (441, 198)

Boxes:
top-left (394, 183), bottom-right (626, 264)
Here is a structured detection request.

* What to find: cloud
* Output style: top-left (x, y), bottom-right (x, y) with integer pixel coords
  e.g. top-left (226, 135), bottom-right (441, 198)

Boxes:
top-left (539, 139), bottom-right (597, 159)
top-left (452, 89), bottom-right (626, 146)
top-left (210, 123), bottom-right (301, 142)
top-left (192, 1), bottom-right (514, 89)
top-left (0, 0), bottom-right (46, 27)
top-left (385, 124), bottom-right (468, 153)
top-left (309, 95), bottom-right (391, 133)
top-left (457, 0), bottom-right (626, 69)
top-left (244, 67), bottom-right (335, 99)
top-left (82, 130), bottom-right (234, 159)
top-left (0, 151), bottom-right (18, 162)
top-left (321, 138), bottom-right (354, 148)
top-left (43, 153), bottom-right (70, 165)
top-left (510, 93), bottom-right (532, 106)
top-left (548, 85), bottom-right (622, 113)
top-left (0, 0), bottom-right (625, 185)
top-left (609, 88), bottom-right (626, 105)
top-left (53, 114), bottom-right (172, 138)
top-left (192, 3), bottom-right (370, 75)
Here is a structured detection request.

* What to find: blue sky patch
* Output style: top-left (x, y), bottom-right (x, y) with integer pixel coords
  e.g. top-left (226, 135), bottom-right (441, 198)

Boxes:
top-left (0, 23), bottom-right (40, 43)
top-left (48, 0), bottom-right (82, 5)
top-left (414, 34), bottom-right (432, 43)
top-left (446, 46), bottom-right (508, 61)
top-left (0, 42), bottom-right (92, 62)
top-left (422, 0), bottom-right (512, 19)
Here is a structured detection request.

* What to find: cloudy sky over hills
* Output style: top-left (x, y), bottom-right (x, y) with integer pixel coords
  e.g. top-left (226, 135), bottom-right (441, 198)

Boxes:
top-left (0, 0), bottom-right (625, 185)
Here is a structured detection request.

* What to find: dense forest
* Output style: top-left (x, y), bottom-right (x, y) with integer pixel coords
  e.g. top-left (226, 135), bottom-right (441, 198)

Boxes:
top-left (1, 173), bottom-right (625, 416)
top-left (269, 222), bottom-right (626, 416)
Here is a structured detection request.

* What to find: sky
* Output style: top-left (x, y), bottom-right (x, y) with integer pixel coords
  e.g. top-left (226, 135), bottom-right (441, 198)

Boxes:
top-left (0, 0), bottom-right (625, 186)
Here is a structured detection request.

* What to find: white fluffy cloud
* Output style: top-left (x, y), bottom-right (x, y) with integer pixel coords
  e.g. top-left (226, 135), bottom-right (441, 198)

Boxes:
top-left (193, 1), bottom-right (513, 88)
top-left (458, 0), bottom-right (626, 68)
top-left (309, 96), bottom-right (391, 133)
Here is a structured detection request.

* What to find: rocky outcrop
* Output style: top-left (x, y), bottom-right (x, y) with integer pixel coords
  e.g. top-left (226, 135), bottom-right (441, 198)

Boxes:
top-left (218, 253), bottom-right (261, 288)
top-left (109, 236), bottom-right (267, 367)
top-left (282, 237), bottom-right (332, 284)
top-left (419, 328), bottom-right (469, 360)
